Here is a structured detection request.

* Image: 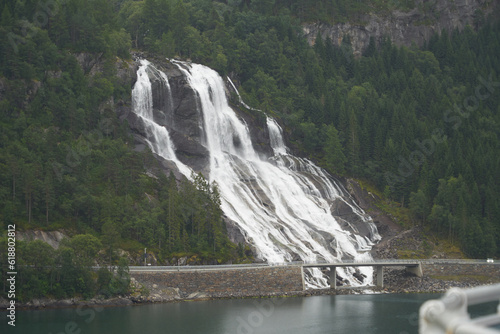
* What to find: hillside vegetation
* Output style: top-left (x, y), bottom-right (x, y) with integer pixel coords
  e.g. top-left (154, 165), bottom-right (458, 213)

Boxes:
top-left (0, 0), bottom-right (499, 300)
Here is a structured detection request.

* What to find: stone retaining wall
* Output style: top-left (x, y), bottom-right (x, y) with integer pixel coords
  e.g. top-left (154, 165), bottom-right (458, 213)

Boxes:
top-left (131, 266), bottom-right (305, 298)
top-left (422, 263), bottom-right (500, 278)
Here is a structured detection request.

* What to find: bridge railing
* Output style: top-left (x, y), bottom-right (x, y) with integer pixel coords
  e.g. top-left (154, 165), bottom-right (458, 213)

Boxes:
top-left (127, 258), bottom-right (497, 271)
top-left (128, 261), bottom-right (307, 271)
top-left (302, 259), bottom-right (422, 266)
top-left (420, 284), bottom-right (500, 334)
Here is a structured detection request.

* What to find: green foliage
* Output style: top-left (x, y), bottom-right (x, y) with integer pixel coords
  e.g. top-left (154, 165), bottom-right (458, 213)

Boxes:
top-left (0, 236), bottom-right (132, 301)
top-left (97, 258), bottom-right (130, 297)
top-left (0, 235), bottom-right (126, 302)
top-left (322, 124), bottom-right (346, 174)
top-left (409, 189), bottom-right (429, 223)
top-left (0, 0), bottom-right (499, 267)
top-left (62, 234), bottom-right (103, 267)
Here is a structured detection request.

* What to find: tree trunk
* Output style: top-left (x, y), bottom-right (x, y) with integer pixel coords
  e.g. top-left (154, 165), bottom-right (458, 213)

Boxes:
top-left (28, 194), bottom-right (32, 224)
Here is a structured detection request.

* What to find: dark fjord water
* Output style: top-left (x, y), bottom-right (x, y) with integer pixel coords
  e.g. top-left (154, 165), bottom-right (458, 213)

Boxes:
top-left (3, 293), bottom-right (498, 334)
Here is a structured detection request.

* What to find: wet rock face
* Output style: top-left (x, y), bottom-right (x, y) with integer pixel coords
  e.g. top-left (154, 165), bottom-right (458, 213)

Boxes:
top-left (303, 0), bottom-right (500, 56)
top-left (330, 198), bottom-right (371, 239)
top-left (224, 216), bottom-right (248, 246)
top-left (151, 64), bottom-right (201, 136)
top-left (149, 63), bottom-right (210, 172)
top-left (121, 60), bottom-right (209, 173)
top-left (167, 76), bottom-right (211, 172)
top-left (230, 106), bottom-right (274, 158)
top-left (126, 58), bottom-right (275, 173)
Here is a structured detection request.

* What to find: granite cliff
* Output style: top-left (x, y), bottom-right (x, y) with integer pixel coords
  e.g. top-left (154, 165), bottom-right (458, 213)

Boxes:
top-left (303, 0), bottom-right (500, 56)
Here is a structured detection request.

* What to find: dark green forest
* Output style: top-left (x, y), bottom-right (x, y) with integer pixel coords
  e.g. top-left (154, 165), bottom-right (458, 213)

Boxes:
top-left (0, 0), bottom-right (499, 299)
top-left (1, 236), bottom-right (131, 301)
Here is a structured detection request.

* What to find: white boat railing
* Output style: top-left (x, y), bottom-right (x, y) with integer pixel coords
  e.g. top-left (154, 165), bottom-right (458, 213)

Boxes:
top-left (420, 284), bottom-right (500, 333)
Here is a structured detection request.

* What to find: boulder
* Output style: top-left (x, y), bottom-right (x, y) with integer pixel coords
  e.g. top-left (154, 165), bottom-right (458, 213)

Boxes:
top-left (330, 198), bottom-right (354, 217)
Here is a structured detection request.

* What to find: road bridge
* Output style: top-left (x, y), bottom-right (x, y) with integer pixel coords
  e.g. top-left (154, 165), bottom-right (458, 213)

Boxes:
top-left (304, 259), bottom-right (499, 289)
top-left (303, 259), bottom-right (423, 289)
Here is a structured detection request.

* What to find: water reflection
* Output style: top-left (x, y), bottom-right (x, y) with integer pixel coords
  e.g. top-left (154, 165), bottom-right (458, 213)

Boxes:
top-left (7, 294), bottom-right (488, 334)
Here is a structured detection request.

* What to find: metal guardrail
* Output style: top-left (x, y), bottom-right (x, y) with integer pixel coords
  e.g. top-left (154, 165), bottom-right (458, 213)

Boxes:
top-left (419, 259), bottom-right (499, 265)
top-left (128, 262), bottom-right (307, 272)
top-left (129, 263), bottom-right (266, 271)
top-left (420, 284), bottom-right (500, 334)
top-left (129, 261), bottom-right (307, 271)
top-left (304, 259), bottom-right (497, 264)
top-left (302, 259), bottom-right (498, 267)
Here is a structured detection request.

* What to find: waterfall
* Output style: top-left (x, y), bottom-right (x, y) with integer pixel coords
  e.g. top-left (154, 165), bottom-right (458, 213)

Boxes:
top-left (131, 60), bottom-right (192, 178)
top-left (169, 61), bottom-right (379, 288)
top-left (227, 76), bottom-right (262, 112)
top-left (267, 117), bottom-right (287, 156)
top-left (133, 59), bottom-right (381, 288)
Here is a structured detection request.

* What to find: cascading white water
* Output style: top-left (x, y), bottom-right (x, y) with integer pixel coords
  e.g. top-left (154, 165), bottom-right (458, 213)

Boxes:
top-left (266, 117), bottom-right (287, 156)
top-left (132, 60), bottom-right (192, 178)
top-left (171, 61), bottom-right (380, 288)
top-left (132, 58), bottom-right (381, 288)
top-left (227, 76), bottom-right (262, 113)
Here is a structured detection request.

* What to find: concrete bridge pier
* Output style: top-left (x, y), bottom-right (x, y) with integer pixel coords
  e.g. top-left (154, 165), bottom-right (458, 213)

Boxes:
top-left (406, 263), bottom-right (423, 277)
top-left (375, 265), bottom-right (384, 288)
top-left (329, 266), bottom-right (337, 289)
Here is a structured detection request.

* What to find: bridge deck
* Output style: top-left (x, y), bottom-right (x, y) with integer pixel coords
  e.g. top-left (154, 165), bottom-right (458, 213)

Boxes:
top-left (127, 259), bottom-right (497, 272)
top-left (303, 259), bottom-right (498, 268)
top-left (303, 260), bottom-right (421, 268)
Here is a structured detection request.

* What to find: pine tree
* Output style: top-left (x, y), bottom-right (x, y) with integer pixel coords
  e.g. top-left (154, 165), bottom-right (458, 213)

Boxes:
top-left (323, 124), bottom-right (346, 174)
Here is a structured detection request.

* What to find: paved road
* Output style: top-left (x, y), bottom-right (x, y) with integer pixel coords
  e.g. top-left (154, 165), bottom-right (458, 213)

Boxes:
top-left (128, 259), bottom-right (498, 272)
top-left (129, 263), bottom-right (273, 272)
